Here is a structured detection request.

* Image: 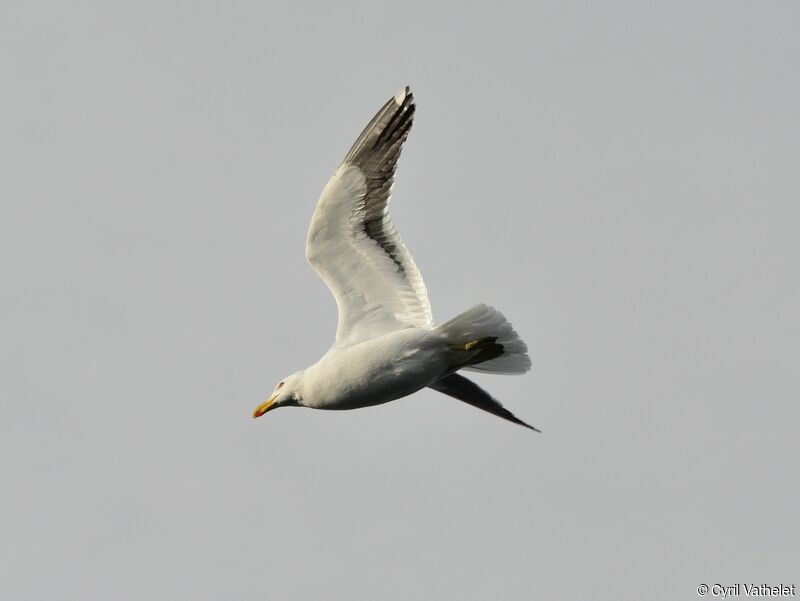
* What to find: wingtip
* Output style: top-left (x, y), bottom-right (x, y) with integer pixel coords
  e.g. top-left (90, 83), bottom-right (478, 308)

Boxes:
top-left (520, 419), bottom-right (542, 433)
top-left (394, 85), bottom-right (412, 106)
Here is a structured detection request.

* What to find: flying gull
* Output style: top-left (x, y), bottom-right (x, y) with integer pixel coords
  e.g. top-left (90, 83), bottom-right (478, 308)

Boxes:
top-left (253, 87), bottom-right (538, 431)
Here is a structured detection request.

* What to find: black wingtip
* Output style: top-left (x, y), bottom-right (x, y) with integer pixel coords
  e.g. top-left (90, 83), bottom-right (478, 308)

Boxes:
top-left (393, 86), bottom-right (415, 112)
top-left (515, 417), bottom-right (542, 433)
top-left (393, 86), bottom-right (412, 106)
top-left (429, 373), bottom-right (542, 433)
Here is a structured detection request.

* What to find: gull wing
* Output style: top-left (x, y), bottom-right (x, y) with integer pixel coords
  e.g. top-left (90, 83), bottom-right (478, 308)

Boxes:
top-left (429, 374), bottom-right (540, 432)
top-left (306, 87), bottom-right (433, 345)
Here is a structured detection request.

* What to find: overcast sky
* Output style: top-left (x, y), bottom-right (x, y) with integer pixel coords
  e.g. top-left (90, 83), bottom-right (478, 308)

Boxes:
top-left (1, 2), bottom-right (798, 600)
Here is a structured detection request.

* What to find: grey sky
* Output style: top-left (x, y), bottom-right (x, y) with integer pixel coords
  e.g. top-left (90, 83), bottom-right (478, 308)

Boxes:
top-left (1, 2), bottom-right (798, 600)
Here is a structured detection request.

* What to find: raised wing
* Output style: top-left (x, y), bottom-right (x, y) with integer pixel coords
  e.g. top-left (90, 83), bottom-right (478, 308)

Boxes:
top-left (306, 87), bottom-right (433, 346)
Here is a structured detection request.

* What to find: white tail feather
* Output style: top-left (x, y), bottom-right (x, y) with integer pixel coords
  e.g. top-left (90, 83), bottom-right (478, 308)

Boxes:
top-left (436, 304), bottom-right (531, 375)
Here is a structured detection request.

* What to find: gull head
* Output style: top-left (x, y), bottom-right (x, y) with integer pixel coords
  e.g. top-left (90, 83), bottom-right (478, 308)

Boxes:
top-left (252, 371), bottom-right (305, 418)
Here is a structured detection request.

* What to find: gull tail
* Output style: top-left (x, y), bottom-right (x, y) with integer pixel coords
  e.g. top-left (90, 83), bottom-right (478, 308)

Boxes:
top-left (429, 373), bottom-right (540, 431)
top-left (436, 304), bottom-right (532, 375)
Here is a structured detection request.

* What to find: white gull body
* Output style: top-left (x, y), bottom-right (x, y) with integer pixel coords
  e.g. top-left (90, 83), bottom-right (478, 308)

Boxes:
top-left (252, 87), bottom-right (537, 430)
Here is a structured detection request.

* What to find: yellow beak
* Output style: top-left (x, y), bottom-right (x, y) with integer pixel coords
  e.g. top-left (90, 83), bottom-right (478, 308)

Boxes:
top-left (252, 394), bottom-right (279, 419)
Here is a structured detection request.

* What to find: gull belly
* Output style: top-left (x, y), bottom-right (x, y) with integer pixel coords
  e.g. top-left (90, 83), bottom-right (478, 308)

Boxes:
top-left (303, 328), bottom-right (452, 411)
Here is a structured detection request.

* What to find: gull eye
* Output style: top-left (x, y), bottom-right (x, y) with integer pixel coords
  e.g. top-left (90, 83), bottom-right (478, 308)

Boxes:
top-left (277, 381), bottom-right (284, 389)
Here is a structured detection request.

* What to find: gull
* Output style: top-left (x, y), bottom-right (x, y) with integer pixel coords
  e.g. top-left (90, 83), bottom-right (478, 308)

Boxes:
top-left (253, 87), bottom-right (538, 431)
